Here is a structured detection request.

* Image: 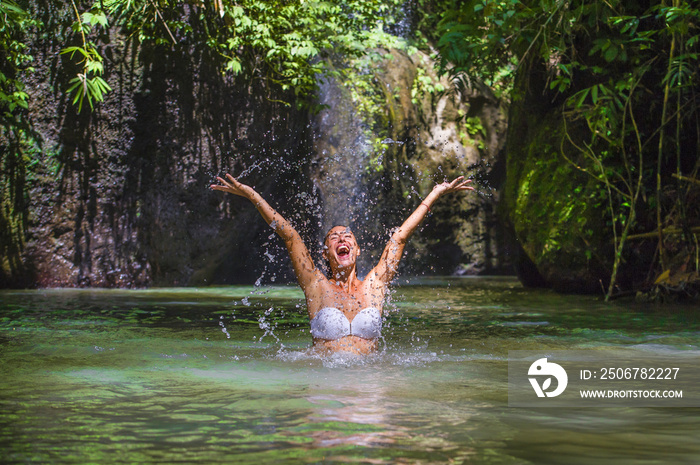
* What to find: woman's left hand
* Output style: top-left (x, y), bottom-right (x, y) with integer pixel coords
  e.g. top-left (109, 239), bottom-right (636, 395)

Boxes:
top-left (433, 176), bottom-right (474, 196)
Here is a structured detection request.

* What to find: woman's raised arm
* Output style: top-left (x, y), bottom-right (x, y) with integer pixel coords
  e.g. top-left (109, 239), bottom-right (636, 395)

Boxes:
top-left (211, 174), bottom-right (321, 290)
top-left (368, 176), bottom-right (474, 286)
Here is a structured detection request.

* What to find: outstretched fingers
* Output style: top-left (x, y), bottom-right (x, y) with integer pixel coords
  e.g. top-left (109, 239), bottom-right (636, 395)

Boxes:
top-left (210, 175), bottom-right (230, 191)
top-left (454, 178), bottom-right (474, 191)
top-left (210, 173), bottom-right (241, 194)
top-left (210, 173), bottom-right (256, 200)
top-left (446, 176), bottom-right (474, 192)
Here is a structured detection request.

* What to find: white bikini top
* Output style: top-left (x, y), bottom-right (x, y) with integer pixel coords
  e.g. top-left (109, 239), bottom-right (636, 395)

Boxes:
top-left (310, 307), bottom-right (382, 340)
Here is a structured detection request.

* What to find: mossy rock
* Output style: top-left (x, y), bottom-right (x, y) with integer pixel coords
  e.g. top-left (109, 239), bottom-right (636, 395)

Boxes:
top-left (504, 97), bottom-right (612, 293)
top-left (311, 48), bottom-right (511, 276)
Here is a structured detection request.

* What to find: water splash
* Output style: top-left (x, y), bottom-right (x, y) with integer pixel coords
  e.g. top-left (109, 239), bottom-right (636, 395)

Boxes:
top-left (274, 345), bottom-right (474, 369)
top-left (219, 315), bottom-right (230, 339)
top-left (258, 306), bottom-right (284, 350)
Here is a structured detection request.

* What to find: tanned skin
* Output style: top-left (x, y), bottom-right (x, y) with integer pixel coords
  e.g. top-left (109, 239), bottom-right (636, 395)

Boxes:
top-left (211, 174), bottom-right (473, 354)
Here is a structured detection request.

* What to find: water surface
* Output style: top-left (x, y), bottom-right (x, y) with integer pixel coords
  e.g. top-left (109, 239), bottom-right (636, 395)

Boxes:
top-left (1, 277), bottom-right (699, 463)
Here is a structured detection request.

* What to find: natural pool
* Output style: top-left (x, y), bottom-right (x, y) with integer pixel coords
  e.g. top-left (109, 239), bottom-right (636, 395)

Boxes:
top-left (1, 276), bottom-right (699, 464)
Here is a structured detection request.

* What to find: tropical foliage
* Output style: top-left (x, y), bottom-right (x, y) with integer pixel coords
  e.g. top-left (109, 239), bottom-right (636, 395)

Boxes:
top-left (426, 0), bottom-right (700, 298)
top-left (1, 0), bottom-right (40, 284)
top-left (0, 0), bottom-right (36, 123)
top-left (1, 0), bottom-right (403, 284)
top-left (2, 0), bottom-right (699, 296)
top-left (58, 0), bottom-right (403, 111)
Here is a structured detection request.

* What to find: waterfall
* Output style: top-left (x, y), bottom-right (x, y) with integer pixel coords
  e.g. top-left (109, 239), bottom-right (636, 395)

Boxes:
top-left (309, 15), bottom-right (512, 278)
top-left (312, 77), bottom-right (372, 235)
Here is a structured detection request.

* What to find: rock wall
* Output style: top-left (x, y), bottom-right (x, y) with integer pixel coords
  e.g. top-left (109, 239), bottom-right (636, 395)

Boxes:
top-left (502, 58), bottom-right (618, 293)
top-left (1, 5), bottom-right (512, 288)
top-left (2, 1), bottom-right (316, 287)
top-left (311, 49), bottom-right (512, 277)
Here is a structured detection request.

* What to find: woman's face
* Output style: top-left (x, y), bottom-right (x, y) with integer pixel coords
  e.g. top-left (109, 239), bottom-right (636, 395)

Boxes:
top-left (323, 226), bottom-right (360, 273)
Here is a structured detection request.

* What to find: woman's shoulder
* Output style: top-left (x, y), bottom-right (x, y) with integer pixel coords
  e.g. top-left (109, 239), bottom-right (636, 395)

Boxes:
top-left (361, 269), bottom-right (389, 291)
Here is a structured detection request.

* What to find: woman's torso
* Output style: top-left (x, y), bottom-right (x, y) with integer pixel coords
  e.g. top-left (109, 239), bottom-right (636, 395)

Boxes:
top-left (306, 275), bottom-right (385, 354)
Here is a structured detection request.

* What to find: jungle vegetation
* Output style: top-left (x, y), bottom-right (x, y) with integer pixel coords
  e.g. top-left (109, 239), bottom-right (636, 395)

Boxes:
top-left (2, 0), bottom-right (699, 299)
top-left (422, 0), bottom-right (700, 300)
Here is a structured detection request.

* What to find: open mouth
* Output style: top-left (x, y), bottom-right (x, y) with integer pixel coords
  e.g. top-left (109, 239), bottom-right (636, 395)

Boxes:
top-left (337, 244), bottom-right (350, 257)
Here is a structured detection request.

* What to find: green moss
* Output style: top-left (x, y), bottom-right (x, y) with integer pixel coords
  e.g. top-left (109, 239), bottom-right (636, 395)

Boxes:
top-left (505, 106), bottom-right (610, 287)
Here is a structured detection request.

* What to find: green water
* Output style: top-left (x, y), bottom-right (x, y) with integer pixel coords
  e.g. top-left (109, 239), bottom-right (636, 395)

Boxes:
top-left (1, 277), bottom-right (699, 464)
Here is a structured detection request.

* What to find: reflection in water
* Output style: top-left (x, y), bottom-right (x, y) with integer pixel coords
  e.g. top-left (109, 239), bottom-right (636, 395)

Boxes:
top-left (1, 278), bottom-right (699, 463)
top-left (305, 376), bottom-right (405, 448)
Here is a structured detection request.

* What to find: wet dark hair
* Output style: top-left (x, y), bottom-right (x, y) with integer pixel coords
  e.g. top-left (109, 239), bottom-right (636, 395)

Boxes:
top-left (323, 225), bottom-right (353, 245)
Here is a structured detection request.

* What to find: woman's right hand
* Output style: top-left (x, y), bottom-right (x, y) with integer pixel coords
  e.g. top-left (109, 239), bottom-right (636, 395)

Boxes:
top-left (210, 173), bottom-right (256, 199)
top-left (212, 173), bottom-right (321, 292)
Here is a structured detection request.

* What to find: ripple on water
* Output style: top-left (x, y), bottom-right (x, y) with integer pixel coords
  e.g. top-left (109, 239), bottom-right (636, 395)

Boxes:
top-left (2, 281), bottom-right (700, 464)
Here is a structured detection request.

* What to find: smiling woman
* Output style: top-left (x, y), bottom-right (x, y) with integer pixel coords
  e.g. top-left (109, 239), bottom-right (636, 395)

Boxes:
top-left (211, 173), bottom-right (473, 354)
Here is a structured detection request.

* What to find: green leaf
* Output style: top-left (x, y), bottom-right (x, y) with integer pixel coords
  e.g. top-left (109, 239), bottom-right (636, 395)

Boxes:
top-left (226, 58), bottom-right (242, 74)
top-left (82, 11), bottom-right (109, 28)
top-left (603, 46), bottom-right (619, 62)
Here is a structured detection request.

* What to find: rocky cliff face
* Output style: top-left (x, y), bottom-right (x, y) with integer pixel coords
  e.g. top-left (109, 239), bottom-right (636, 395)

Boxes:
top-left (4, 3), bottom-right (316, 287)
top-left (502, 59), bottom-right (618, 293)
top-left (311, 49), bottom-right (511, 276)
top-left (2, 13), bottom-right (511, 288)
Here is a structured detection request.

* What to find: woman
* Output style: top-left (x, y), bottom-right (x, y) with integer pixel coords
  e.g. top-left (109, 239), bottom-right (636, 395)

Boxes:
top-left (211, 174), bottom-right (473, 354)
